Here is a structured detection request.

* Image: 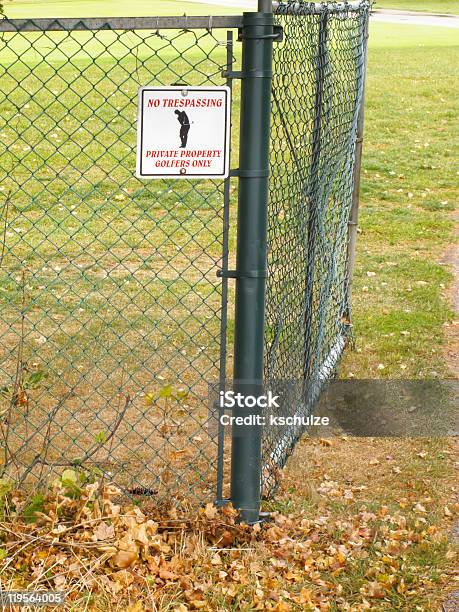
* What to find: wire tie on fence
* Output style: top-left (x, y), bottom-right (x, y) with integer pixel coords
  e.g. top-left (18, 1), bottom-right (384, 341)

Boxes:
top-left (230, 168), bottom-right (270, 178)
top-left (238, 25), bottom-right (283, 43)
top-left (217, 269), bottom-right (268, 279)
top-left (207, 15), bottom-right (213, 33)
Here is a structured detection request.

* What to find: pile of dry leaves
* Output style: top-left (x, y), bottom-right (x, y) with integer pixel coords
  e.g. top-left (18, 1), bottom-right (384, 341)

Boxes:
top-left (0, 468), bottom-right (456, 611)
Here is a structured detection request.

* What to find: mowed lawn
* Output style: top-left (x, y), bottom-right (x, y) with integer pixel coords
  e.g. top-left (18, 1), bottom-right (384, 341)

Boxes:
top-left (375, 0), bottom-right (459, 14)
top-left (2, 0), bottom-right (456, 381)
top-left (3, 0), bottom-right (237, 18)
top-left (0, 0), bottom-right (238, 495)
top-left (293, 20), bottom-right (458, 607)
top-left (341, 22), bottom-right (458, 379)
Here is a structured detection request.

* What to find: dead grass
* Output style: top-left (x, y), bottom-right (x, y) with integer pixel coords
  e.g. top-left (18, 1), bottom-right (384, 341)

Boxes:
top-left (266, 436), bottom-right (459, 610)
top-left (0, 438), bottom-right (457, 611)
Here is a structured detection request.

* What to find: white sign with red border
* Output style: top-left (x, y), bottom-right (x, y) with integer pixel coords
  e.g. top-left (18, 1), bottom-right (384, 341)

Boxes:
top-left (136, 86), bottom-right (231, 180)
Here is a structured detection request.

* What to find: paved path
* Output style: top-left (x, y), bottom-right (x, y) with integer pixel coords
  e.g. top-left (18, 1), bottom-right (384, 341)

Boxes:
top-left (373, 8), bottom-right (459, 28)
top-left (182, 0), bottom-right (459, 28)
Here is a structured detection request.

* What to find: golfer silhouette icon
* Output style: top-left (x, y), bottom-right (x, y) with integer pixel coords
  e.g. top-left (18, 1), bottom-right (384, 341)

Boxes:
top-left (174, 110), bottom-right (190, 148)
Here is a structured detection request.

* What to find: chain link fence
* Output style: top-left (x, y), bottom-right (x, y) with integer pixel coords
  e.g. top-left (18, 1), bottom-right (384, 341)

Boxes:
top-left (263, 0), bottom-right (370, 496)
top-left (0, 2), bottom-right (369, 509)
top-left (0, 16), bottom-right (240, 507)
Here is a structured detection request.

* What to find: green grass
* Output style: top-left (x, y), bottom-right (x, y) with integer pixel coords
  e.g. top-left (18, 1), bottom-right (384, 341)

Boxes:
top-left (0, 15), bottom-right (235, 491)
top-left (0, 19), bottom-right (456, 383)
top-left (369, 20), bottom-right (459, 46)
top-left (340, 21), bottom-right (458, 378)
top-left (375, 0), bottom-right (459, 14)
top-left (3, 0), bottom-right (236, 18)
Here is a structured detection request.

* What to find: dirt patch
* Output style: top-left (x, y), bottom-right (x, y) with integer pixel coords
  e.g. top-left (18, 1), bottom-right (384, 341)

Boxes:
top-left (432, 215), bottom-right (459, 612)
top-left (443, 438), bottom-right (459, 612)
top-left (442, 212), bottom-right (459, 377)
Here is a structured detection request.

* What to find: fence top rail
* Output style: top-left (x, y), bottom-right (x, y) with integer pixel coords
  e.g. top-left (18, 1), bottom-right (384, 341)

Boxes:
top-left (0, 3), bottom-right (371, 32)
top-left (273, 1), bottom-right (370, 15)
top-left (0, 15), bottom-right (244, 32)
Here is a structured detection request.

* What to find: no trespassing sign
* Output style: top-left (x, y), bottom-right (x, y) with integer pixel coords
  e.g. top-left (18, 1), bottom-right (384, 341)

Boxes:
top-left (136, 86), bottom-right (231, 180)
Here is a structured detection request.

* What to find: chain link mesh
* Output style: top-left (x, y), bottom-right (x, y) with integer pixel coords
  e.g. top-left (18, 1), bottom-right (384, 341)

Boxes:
top-left (263, 0), bottom-right (370, 496)
top-left (0, 2), bottom-right (369, 506)
top-left (0, 18), bottom-right (236, 507)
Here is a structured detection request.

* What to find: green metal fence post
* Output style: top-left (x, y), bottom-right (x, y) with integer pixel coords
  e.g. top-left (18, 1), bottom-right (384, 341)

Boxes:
top-left (258, 0), bottom-right (272, 11)
top-left (230, 4), bottom-right (274, 523)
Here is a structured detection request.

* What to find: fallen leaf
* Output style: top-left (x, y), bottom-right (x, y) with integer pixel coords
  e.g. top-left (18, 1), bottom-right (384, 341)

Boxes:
top-left (364, 581), bottom-right (386, 598)
top-left (93, 521), bottom-right (115, 541)
top-left (113, 549), bottom-right (138, 569)
top-left (159, 568), bottom-right (176, 581)
top-left (204, 503), bottom-right (218, 520)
